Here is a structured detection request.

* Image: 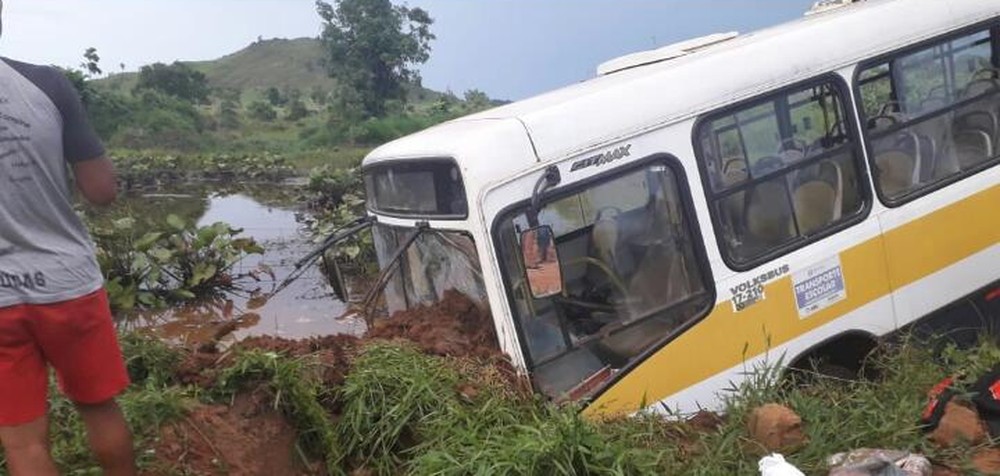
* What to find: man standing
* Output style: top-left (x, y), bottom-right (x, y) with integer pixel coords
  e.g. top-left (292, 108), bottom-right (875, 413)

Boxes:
top-left (0, 2), bottom-right (136, 475)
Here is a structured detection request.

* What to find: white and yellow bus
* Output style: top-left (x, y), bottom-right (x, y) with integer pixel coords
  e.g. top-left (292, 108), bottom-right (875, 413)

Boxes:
top-left (325, 0), bottom-right (1000, 417)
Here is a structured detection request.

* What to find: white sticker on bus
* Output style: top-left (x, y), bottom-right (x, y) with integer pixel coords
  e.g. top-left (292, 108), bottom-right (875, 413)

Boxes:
top-left (792, 256), bottom-right (847, 318)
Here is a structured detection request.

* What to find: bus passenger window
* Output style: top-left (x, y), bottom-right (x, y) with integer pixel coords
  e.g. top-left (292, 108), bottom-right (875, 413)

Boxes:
top-left (496, 163), bottom-right (712, 401)
top-left (696, 81), bottom-right (866, 267)
top-left (858, 27), bottom-right (1000, 202)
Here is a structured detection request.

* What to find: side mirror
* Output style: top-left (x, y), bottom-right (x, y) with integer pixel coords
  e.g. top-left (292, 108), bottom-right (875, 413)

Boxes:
top-left (520, 226), bottom-right (563, 298)
top-left (321, 250), bottom-right (349, 303)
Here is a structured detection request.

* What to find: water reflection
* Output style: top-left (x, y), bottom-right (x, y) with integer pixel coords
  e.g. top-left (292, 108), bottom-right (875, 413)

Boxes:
top-left (123, 188), bottom-right (362, 345)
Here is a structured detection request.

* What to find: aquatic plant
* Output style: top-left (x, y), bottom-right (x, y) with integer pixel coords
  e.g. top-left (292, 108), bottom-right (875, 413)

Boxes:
top-left (91, 213), bottom-right (265, 313)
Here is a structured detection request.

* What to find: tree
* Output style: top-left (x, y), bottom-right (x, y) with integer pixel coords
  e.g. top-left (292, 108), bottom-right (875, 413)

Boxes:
top-left (134, 62), bottom-right (210, 104)
top-left (248, 101), bottom-right (278, 122)
top-left (285, 98), bottom-right (310, 121)
top-left (218, 89), bottom-right (242, 129)
top-left (265, 87), bottom-right (286, 107)
top-left (310, 86), bottom-right (329, 106)
top-left (81, 47), bottom-right (102, 77)
top-left (316, 0), bottom-right (435, 117)
top-left (463, 89), bottom-right (491, 110)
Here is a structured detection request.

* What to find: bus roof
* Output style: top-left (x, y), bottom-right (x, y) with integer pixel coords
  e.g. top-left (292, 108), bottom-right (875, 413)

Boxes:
top-left (365, 0), bottom-right (998, 191)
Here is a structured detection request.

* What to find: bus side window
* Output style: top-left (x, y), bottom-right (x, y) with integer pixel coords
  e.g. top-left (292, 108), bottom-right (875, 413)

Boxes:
top-left (696, 80), bottom-right (867, 267)
top-left (858, 27), bottom-right (1000, 202)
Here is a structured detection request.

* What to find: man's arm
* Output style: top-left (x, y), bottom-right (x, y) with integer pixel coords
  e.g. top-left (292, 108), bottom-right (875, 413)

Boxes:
top-left (73, 157), bottom-right (117, 206)
top-left (48, 67), bottom-right (116, 205)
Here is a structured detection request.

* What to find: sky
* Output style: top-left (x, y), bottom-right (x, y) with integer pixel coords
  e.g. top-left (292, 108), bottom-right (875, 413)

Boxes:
top-left (0, 0), bottom-right (818, 101)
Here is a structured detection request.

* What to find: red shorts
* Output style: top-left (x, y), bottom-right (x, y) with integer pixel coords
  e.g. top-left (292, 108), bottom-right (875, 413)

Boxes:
top-left (0, 289), bottom-right (130, 426)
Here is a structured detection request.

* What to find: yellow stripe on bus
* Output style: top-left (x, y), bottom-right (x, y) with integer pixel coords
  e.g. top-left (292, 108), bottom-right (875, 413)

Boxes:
top-left (883, 185), bottom-right (1000, 290)
top-left (585, 183), bottom-right (999, 417)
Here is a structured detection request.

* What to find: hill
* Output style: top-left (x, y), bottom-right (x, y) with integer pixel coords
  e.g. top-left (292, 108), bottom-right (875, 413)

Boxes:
top-left (96, 37), bottom-right (447, 103)
top-left (187, 37), bottom-right (335, 92)
top-left (96, 37), bottom-right (335, 94)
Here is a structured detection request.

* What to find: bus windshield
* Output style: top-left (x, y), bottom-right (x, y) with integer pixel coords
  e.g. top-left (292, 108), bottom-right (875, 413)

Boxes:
top-left (372, 223), bottom-right (487, 316)
top-left (496, 163), bottom-right (712, 401)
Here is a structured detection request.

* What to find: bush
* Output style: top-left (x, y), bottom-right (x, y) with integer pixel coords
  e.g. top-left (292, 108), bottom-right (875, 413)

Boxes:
top-left (248, 100), bottom-right (278, 122)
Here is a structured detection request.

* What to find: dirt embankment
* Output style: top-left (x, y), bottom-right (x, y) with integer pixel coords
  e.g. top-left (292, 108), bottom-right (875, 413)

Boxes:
top-left (144, 393), bottom-right (300, 476)
top-left (146, 291), bottom-right (506, 475)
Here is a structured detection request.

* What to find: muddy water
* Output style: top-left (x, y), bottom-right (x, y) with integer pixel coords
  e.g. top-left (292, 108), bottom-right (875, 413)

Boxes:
top-left (125, 188), bottom-right (365, 345)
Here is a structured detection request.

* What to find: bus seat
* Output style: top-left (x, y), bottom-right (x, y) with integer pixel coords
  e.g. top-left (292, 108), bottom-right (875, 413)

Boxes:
top-left (792, 182), bottom-right (836, 235)
top-left (591, 209), bottom-right (622, 274)
top-left (721, 157), bottom-right (748, 186)
top-left (961, 76), bottom-right (1000, 99)
top-left (953, 110), bottom-right (997, 143)
top-left (953, 128), bottom-right (993, 170)
top-left (717, 159), bottom-right (749, 238)
top-left (745, 180), bottom-right (793, 247)
top-left (875, 149), bottom-right (917, 197)
top-left (623, 240), bottom-right (691, 320)
top-left (910, 115), bottom-right (951, 182)
top-left (792, 161), bottom-right (843, 235)
top-left (952, 79), bottom-right (1000, 172)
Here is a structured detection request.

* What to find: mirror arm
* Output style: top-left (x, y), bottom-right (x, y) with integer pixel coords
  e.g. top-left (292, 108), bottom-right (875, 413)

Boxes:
top-left (528, 166), bottom-right (561, 227)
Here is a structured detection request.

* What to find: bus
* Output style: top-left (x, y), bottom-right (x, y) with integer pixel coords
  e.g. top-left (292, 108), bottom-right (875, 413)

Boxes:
top-left (322, 0), bottom-right (1000, 417)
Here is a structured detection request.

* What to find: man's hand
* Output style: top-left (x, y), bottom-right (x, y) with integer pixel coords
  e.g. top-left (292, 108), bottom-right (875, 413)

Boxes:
top-left (72, 157), bottom-right (117, 206)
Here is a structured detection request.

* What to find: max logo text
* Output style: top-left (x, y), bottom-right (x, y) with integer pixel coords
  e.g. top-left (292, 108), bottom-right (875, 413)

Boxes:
top-left (570, 144), bottom-right (632, 172)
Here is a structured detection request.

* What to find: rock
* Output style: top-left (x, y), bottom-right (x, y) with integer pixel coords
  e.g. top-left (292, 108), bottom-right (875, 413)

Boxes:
top-left (688, 410), bottom-right (724, 432)
top-left (748, 403), bottom-right (806, 452)
top-left (972, 448), bottom-right (1000, 475)
top-left (928, 402), bottom-right (987, 448)
top-left (826, 448), bottom-right (931, 476)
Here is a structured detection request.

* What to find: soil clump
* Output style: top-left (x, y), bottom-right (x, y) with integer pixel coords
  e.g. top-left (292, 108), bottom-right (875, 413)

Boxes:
top-left (747, 403), bottom-right (806, 452)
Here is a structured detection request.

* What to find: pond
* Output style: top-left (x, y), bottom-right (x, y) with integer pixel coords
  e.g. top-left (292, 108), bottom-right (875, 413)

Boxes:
top-left (118, 185), bottom-right (365, 345)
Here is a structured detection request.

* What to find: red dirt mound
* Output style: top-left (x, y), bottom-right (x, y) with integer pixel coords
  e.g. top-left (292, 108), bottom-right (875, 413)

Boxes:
top-left (366, 290), bottom-right (500, 359)
top-left (144, 394), bottom-right (308, 476)
top-left (175, 334), bottom-right (361, 389)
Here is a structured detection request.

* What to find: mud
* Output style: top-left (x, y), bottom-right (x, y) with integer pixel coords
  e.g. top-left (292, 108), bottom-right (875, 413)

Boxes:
top-left (144, 394), bottom-right (306, 476)
top-left (145, 291), bottom-right (510, 475)
top-left (366, 290), bottom-right (501, 359)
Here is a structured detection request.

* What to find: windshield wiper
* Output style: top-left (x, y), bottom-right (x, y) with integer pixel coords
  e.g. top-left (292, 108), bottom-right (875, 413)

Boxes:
top-left (259, 215), bottom-right (376, 305)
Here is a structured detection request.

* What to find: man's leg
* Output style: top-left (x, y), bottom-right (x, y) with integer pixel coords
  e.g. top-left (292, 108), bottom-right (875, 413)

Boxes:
top-left (76, 400), bottom-right (136, 476)
top-left (29, 290), bottom-right (133, 476)
top-left (0, 417), bottom-right (59, 476)
top-left (0, 303), bottom-right (54, 476)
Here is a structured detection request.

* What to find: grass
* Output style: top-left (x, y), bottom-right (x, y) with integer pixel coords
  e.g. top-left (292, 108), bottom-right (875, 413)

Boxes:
top-left (1, 333), bottom-right (997, 475)
top-left (216, 349), bottom-right (345, 475)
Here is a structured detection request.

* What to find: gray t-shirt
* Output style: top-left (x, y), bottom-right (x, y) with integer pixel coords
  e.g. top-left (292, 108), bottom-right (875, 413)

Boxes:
top-left (0, 57), bottom-right (107, 307)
